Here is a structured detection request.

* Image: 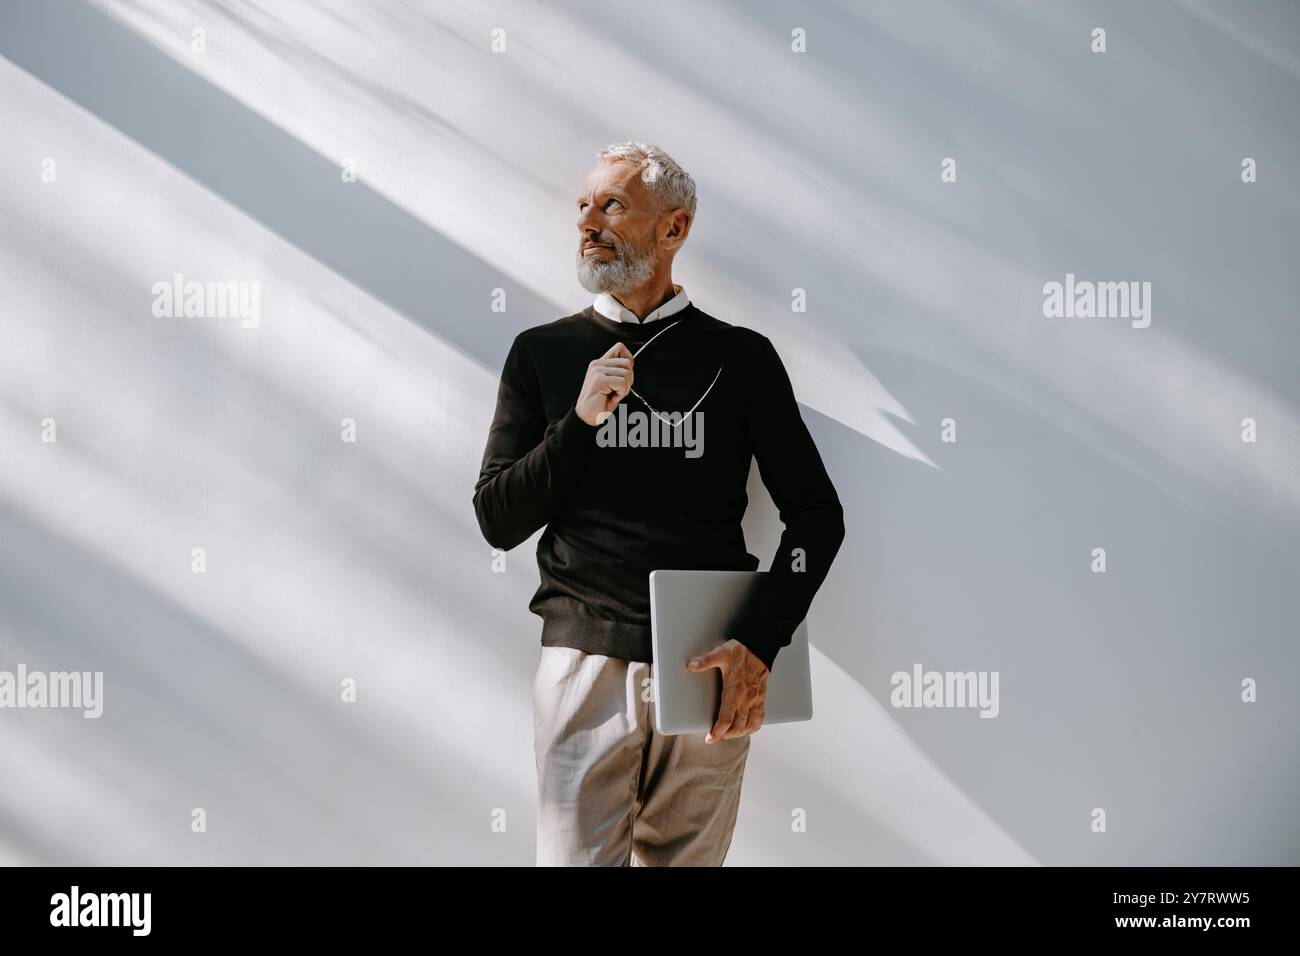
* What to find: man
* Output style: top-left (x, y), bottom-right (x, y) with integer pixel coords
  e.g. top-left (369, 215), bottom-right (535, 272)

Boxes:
top-left (473, 141), bottom-right (845, 866)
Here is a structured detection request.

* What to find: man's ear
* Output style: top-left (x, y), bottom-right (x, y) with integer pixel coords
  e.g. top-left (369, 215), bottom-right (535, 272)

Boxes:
top-left (662, 209), bottom-right (690, 248)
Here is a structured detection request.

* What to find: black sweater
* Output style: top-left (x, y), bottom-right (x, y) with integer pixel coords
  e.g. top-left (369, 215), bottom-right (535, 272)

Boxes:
top-left (472, 301), bottom-right (845, 673)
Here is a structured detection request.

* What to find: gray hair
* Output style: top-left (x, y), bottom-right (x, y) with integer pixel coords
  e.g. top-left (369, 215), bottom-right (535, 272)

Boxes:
top-left (596, 141), bottom-right (697, 223)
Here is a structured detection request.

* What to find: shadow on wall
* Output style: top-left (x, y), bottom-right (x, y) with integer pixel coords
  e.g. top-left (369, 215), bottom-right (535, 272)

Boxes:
top-left (0, 501), bottom-right (487, 864)
top-left (1, 0), bottom-right (1297, 867)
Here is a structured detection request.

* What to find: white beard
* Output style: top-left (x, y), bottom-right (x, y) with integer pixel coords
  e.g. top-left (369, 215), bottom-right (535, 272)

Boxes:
top-left (576, 234), bottom-right (656, 295)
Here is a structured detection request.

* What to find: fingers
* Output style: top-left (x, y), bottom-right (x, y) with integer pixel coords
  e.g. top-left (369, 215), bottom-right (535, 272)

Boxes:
top-left (706, 705), bottom-right (738, 744)
top-left (592, 358), bottom-right (633, 383)
top-left (706, 666), bottom-right (742, 743)
top-left (594, 365), bottom-right (633, 394)
top-left (692, 648), bottom-right (731, 743)
top-left (589, 347), bottom-right (634, 401)
top-left (711, 707), bottom-right (764, 742)
top-left (737, 708), bottom-right (764, 736)
top-left (577, 345), bottom-right (636, 425)
top-left (687, 645), bottom-right (728, 672)
top-left (694, 642), bottom-right (767, 742)
top-left (593, 371), bottom-right (631, 399)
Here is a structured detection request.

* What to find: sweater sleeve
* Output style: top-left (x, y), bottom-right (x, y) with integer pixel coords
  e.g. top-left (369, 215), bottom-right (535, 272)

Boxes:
top-left (730, 335), bottom-right (846, 673)
top-left (472, 335), bottom-right (597, 551)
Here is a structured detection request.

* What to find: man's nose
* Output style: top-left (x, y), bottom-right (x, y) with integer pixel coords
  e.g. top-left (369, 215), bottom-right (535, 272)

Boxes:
top-left (577, 205), bottom-right (603, 237)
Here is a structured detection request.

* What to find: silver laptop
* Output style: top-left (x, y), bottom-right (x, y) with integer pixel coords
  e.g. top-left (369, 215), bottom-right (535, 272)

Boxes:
top-left (649, 569), bottom-right (814, 736)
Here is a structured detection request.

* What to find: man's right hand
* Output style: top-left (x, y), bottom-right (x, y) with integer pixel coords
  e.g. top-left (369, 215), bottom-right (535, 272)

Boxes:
top-left (576, 342), bottom-right (635, 426)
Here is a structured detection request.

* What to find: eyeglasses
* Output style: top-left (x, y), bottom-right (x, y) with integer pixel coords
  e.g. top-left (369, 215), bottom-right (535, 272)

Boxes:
top-left (627, 319), bottom-right (724, 428)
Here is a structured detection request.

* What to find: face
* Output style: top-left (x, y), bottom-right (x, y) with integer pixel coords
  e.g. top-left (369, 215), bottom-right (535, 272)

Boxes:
top-left (575, 159), bottom-right (686, 295)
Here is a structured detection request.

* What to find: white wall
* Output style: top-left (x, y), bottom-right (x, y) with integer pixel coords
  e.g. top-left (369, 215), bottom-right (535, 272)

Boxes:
top-left (0, 0), bottom-right (1296, 864)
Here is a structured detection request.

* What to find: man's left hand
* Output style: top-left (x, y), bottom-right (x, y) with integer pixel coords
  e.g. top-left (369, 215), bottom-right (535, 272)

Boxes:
top-left (686, 639), bottom-right (769, 743)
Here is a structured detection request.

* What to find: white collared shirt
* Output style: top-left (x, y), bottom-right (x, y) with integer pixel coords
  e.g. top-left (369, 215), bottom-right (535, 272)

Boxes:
top-left (594, 283), bottom-right (690, 324)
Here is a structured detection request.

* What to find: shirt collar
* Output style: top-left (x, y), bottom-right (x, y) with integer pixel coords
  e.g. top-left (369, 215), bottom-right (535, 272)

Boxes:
top-left (593, 284), bottom-right (689, 324)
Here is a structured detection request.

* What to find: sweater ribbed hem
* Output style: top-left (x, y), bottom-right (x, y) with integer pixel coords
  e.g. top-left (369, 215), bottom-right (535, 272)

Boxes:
top-left (536, 604), bottom-right (653, 663)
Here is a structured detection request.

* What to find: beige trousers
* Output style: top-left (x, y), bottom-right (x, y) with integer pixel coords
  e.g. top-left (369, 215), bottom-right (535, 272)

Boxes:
top-left (532, 644), bottom-right (751, 866)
